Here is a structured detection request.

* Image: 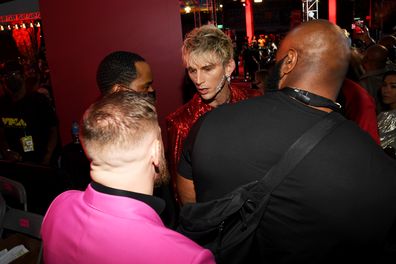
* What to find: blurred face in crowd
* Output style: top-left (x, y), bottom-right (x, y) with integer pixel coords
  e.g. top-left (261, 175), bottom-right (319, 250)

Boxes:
top-left (381, 73), bottom-right (396, 110)
top-left (129, 61), bottom-right (154, 95)
top-left (186, 52), bottom-right (234, 102)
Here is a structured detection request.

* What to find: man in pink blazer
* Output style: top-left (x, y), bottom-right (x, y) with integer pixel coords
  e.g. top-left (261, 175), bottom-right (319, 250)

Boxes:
top-left (41, 91), bottom-right (215, 264)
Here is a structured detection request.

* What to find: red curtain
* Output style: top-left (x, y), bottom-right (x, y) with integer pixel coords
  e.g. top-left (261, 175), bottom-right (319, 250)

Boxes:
top-left (11, 24), bottom-right (41, 63)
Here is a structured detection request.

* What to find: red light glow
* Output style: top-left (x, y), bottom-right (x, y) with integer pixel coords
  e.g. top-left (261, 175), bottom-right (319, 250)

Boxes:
top-left (245, 0), bottom-right (254, 42)
top-left (329, 0), bottom-right (336, 24)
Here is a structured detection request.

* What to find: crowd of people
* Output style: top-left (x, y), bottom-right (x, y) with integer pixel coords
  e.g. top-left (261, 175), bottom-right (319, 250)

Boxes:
top-left (239, 33), bottom-right (280, 81)
top-left (0, 59), bottom-right (60, 167)
top-left (1, 18), bottom-right (396, 263)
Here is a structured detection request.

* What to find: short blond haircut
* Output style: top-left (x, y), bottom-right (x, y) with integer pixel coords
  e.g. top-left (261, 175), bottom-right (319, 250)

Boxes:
top-left (182, 25), bottom-right (234, 66)
top-left (80, 91), bottom-right (158, 160)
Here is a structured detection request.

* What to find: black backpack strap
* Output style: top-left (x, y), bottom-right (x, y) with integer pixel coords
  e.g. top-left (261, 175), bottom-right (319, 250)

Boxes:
top-left (260, 111), bottom-right (344, 193)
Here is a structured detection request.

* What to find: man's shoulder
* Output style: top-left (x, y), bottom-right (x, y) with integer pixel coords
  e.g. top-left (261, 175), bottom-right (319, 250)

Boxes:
top-left (360, 68), bottom-right (388, 80)
top-left (47, 190), bottom-right (82, 209)
top-left (329, 119), bottom-right (391, 160)
top-left (43, 190), bottom-right (83, 227)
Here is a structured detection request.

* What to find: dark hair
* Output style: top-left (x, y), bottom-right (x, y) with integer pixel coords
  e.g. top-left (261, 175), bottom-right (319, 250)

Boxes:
top-left (378, 70), bottom-right (396, 111)
top-left (383, 70), bottom-right (396, 81)
top-left (96, 51), bottom-right (145, 95)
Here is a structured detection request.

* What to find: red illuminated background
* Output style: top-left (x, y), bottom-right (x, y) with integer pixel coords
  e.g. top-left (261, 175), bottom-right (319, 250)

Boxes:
top-left (0, 0), bottom-right (395, 146)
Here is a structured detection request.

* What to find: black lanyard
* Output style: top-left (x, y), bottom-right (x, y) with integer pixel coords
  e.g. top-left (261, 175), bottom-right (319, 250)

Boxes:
top-left (282, 87), bottom-right (342, 112)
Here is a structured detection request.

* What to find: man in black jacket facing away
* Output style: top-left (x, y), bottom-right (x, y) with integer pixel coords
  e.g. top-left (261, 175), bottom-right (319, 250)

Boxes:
top-left (178, 19), bottom-right (396, 263)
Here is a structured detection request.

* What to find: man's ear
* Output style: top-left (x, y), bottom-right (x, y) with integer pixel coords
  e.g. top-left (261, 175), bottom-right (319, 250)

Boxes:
top-left (111, 84), bottom-right (122, 93)
top-left (151, 138), bottom-right (161, 168)
top-left (282, 49), bottom-right (298, 74)
top-left (225, 59), bottom-right (236, 77)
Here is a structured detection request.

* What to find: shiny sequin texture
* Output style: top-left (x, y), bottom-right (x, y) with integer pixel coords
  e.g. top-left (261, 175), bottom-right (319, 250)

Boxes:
top-left (377, 109), bottom-right (396, 149)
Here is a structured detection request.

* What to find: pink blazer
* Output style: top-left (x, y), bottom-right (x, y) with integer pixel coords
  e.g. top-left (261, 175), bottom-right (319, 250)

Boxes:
top-left (41, 184), bottom-right (215, 264)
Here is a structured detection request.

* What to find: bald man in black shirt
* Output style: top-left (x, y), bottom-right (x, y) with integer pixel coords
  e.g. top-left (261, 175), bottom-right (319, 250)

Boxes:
top-left (178, 20), bottom-right (396, 263)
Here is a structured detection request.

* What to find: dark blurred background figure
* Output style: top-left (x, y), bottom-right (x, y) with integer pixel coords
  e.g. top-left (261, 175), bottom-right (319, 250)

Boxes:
top-left (351, 21), bottom-right (376, 52)
top-left (359, 44), bottom-right (390, 113)
top-left (0, 60), bottom-right (61, 167)
top-left (378, 35), bottom-right (396, 65)
top-left (59, 120), bottom-right (90, 191)
top-left (251, 69), bottom-right (269, 94)
top-left (336, 46), bottom-right (380, 145)
top-left (231, 34), bottom-right (239, 79)
top-left (338, 78), bottom-right (380, 144)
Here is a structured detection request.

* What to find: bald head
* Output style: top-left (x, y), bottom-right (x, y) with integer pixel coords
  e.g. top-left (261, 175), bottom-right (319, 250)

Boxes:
top-left (276, 19), bottom-right (351, 98)
top-left (379, 35), bottom-right (396, 63)
top-left (362, 44), bottom-right (389, 71)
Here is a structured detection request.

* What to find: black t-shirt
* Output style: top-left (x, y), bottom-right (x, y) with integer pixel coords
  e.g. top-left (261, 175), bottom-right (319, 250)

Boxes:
top-left (179, 90), bottom-right (396, 263)
top-left (0, 92), bottom-right (59, 164)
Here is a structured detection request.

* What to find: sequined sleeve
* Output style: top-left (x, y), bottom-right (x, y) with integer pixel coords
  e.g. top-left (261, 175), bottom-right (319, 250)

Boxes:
top-left (377, 110), bottom-right (396, 150)
top-left (166, 115), bottom-right (184, 187)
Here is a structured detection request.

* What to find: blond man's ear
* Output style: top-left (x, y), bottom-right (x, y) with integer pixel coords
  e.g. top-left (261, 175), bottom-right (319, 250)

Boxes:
top-left (151, 128), bottom-right (163, 172)
top-left (225, 59), bottom-right (236, 78)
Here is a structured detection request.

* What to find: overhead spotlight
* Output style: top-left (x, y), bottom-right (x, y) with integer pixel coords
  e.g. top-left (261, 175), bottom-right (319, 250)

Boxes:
top-left (185, 6), bottom-right (191, 13)
top-left (242, 3), bottom-right (246, 6)
top-left (219, 4), bottom-right (223, 8)
top-left (254, 0), bottom-right (262, 2)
